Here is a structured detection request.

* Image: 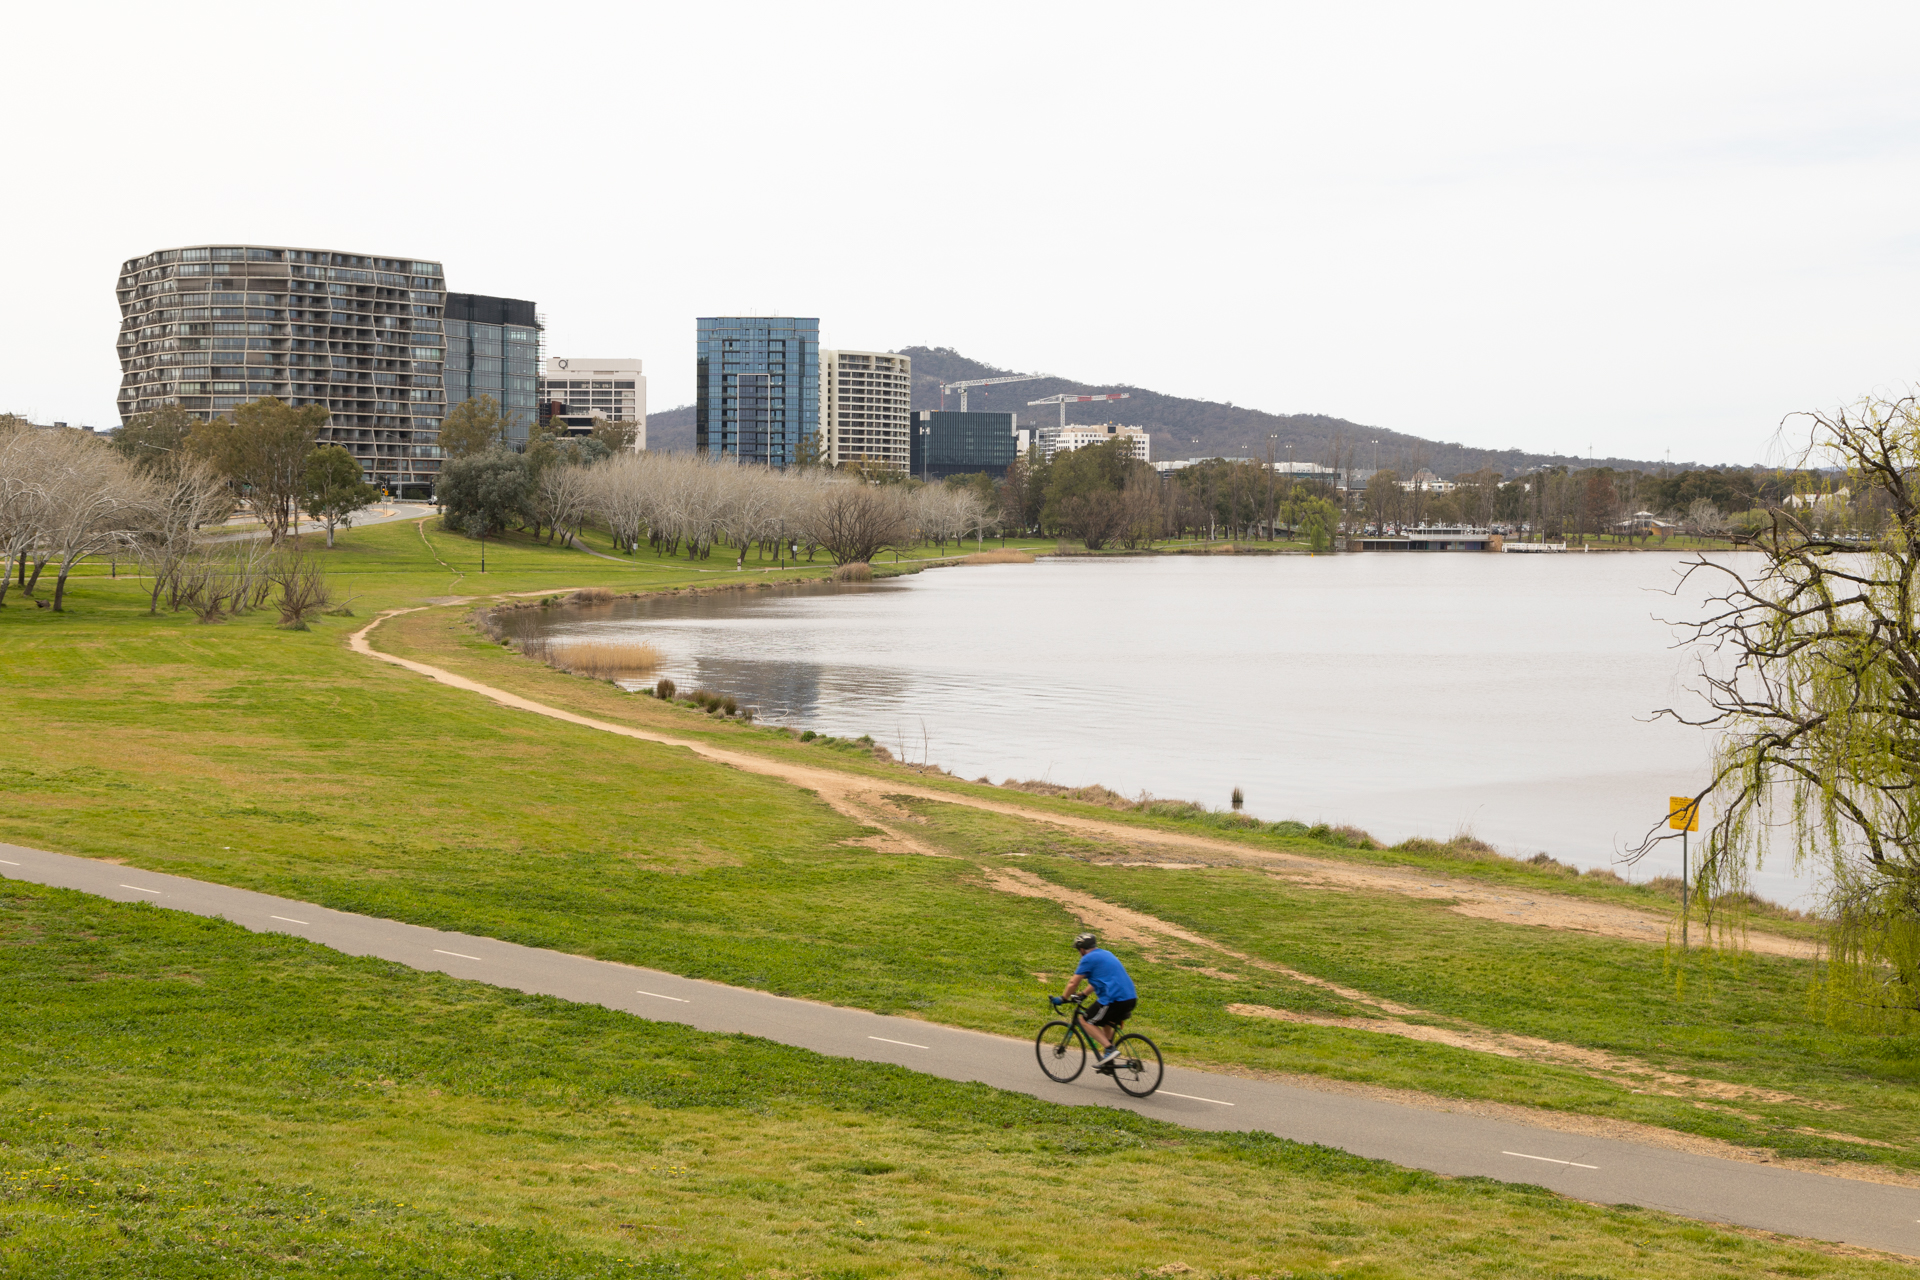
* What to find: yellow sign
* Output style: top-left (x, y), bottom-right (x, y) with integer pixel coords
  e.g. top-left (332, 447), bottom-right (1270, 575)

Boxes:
top-left (1669, 796), bottom-right (1700, 832)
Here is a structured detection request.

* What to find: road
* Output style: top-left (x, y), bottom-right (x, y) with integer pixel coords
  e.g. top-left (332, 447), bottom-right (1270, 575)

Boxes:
top-left (206, 502), bottom-right (439, 543)
top-left (3, 840), bottom-right (1914, 1257)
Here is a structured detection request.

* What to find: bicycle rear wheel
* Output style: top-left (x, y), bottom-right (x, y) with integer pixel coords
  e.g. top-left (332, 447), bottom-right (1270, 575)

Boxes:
top-left (1108, 1033), bottom-right (1164, 1097)
top-left (1035, 1020), bottom-right (1087, 1082)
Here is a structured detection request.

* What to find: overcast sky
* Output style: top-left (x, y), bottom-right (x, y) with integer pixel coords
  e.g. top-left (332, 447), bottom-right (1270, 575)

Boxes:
top-left (5, 1), bottom-right (1917, 465)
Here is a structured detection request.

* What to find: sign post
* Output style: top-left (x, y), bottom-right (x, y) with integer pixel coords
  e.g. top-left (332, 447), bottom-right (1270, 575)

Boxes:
top-left (1669, 796), bottom-right (1701, 946)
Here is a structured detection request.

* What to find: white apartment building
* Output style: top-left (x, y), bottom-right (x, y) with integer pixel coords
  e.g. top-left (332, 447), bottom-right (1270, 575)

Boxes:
top-left (1050, 422), bottom-right (1152, 463)
top-left (819, 349), bottom-right (912, 470)
top-left (538, 357), bottom-right (647, 449)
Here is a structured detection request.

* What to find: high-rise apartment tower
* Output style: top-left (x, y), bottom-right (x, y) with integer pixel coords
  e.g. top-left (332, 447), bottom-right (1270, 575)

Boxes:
top-left (695, 317), bottom-right (819, 465)
top-left (444, 293), bottom-right (542, 450)
top-left (819, 350), bottom-right (911, 471)
top-left (116, 244), bottom-right (449, 497)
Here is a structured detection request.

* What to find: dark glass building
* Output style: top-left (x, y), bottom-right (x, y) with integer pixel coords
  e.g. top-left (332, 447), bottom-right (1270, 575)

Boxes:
top-left (910, 410), bottom-right (1017, 480)
top-left (695, 317), bottom-right (819, 466)
top-left (446, 293), bottom-right (541, 448)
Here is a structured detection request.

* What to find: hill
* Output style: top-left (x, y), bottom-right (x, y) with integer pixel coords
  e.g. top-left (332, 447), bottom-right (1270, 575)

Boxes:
top-left (644, 345), bottom-right (1685, 475)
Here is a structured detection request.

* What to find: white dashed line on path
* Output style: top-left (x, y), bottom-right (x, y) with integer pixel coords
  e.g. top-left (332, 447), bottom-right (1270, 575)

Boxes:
top-left (869, 1036), bottom-right (929, 1049)
top-left (433, 949), bottom-right (482, 961)
top-left (635, 990), bottom-right (689, 1003)
top-left (120, 884), bottom-right (162, 894)
top-left (270, 916), bottom-right (309, 925)
top-left (1505, 1151), bottom-right (1598, 1169)
top-left (1160, 1091), bottom-right (1235, 1106)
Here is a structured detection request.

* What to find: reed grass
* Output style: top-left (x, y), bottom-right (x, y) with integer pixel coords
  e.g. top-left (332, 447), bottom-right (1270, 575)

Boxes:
top-left (520, 636), bottom-right (664, 679)
top-left (961, 549), bottom-right (1036, 565)
top-left (832, 561), bottom-right (873, 582)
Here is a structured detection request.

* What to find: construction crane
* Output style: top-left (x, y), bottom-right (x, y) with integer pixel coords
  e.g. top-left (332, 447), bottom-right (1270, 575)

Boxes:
top-left (1027, 392), bottom-right (1131, 428)
top-left (939, 372), bottom-right (1046, 411)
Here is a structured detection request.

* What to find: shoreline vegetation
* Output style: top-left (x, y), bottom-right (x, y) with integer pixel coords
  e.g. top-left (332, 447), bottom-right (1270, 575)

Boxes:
top-left (479, 550), bottom-right (1812, 927)
top-left (5, 514), bottom-right (1914, 1274)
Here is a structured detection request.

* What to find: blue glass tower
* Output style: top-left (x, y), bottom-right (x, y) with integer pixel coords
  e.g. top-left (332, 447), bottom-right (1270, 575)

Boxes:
top-left (695, 317), bottom-right (819, 465)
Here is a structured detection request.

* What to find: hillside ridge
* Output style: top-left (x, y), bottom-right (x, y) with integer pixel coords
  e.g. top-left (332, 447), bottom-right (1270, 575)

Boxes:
top-left (645, 345), bottom-right (1694, 475)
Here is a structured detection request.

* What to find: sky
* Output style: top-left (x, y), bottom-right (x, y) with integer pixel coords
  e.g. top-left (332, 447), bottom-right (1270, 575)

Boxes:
top-left (5, 0), bottom-right (1919, 465)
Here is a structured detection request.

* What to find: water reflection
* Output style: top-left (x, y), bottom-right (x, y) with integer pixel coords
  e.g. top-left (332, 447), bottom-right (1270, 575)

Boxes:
top-left (506, 555), bottom-right (1815, 907)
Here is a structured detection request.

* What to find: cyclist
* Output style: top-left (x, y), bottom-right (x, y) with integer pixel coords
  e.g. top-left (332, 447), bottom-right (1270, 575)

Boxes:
top-left (1054, 932), bottom-right (1137, 1069)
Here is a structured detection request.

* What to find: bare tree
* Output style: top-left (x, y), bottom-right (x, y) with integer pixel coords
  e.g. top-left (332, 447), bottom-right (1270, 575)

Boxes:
top-left (532, 458), bottom-right (595, 547)
top-left (591, 452), bottom-right (650, 553)
top-left (39, 434), bottom-right (145, 611)
top-left (135, 456), bottom-right (232, 613)
top-left (269, 545), bottom-right (333, 630)
top-left (805, 482), bottom-right (910, 565)
top-left (0, 426), bottom-right (57, 607)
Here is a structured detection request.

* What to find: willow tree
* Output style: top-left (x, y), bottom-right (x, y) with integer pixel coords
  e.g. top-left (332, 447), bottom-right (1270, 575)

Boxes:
top-left (1646, 395), bottom-right (1919, 1023)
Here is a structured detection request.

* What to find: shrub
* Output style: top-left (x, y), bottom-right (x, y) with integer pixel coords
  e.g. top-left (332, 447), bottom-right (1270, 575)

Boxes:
top-left (654, 677), bottom-right (677, 700)
top-left (720, 695), bottom-right (738, 716)
top-left (800, 729), bottom-right (817, 741)
top-left (833, 561), bottom-right (873, 582)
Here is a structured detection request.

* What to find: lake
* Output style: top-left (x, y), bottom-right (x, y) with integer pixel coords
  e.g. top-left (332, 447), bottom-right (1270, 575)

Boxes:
top-left (506, 551), bottom-right (1815, 906)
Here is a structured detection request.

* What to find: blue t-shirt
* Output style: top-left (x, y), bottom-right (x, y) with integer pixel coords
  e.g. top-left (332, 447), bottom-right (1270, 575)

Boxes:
top-left (1074, 948), bottom-right (1137, 1003)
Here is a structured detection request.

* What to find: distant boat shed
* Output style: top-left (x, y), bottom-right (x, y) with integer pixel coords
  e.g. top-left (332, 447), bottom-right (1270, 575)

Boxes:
top-left (1345, 526), bottom-right (1501, 552)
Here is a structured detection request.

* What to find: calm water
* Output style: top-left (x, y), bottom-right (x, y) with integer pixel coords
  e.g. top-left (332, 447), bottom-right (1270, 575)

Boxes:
top-left (511, 553), bottom-right (1814, 906)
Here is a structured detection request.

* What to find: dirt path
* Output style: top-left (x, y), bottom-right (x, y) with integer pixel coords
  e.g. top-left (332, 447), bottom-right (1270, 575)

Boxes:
top-left (984, 865), bottom-right (1849, 1119)
top-left (343, 608), bottom-right (1900, 1164)
top-left (350, 608), bottom-right (1813, 964)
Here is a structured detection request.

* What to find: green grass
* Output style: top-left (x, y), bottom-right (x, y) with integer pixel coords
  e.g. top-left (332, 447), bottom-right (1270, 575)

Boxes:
top-left (3, 518), bottom-right (1908, 1183)
top-left (3, 881), bottom-right (1908, 1279)
top-left (885, 799), bottom-right (1920, 1165)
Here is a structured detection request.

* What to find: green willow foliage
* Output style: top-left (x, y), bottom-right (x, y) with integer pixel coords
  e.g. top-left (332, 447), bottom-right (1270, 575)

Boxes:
top-left (1654, 395), bottom-right (1920, 1030)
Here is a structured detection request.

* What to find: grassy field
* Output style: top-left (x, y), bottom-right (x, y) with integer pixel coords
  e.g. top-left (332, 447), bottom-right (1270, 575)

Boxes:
top-left (3, 880), bottom-right (1909, 1280)
top-left (2, 515), bottom-right (1914, 1269)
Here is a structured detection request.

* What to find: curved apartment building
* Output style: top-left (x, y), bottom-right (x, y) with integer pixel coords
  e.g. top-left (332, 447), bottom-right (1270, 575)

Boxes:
top-left (116, 244), bottom-right (449, 497)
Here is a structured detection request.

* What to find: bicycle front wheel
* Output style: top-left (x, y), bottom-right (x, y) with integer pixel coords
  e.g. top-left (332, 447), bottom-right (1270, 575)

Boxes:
top-left (1035, 1020), bottom-right (1087, 1082)
top-left (1108, 1033), bottom-right (1164, 1097)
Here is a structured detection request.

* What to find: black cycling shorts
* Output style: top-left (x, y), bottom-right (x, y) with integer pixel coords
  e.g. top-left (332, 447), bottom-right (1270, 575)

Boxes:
top-left (1086, 997), bottom-right (1136, 1029)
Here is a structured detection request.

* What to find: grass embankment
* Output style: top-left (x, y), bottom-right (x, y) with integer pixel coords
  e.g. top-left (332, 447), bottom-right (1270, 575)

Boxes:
top-left (4, 881), bottom-right (1908, 1280)
top-left (2, 519), bottom-right (1911, 1183)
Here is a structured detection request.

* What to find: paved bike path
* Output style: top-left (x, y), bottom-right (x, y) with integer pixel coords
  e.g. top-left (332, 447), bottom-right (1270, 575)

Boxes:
top-left (3, 841), bottom-right (1914, 1257)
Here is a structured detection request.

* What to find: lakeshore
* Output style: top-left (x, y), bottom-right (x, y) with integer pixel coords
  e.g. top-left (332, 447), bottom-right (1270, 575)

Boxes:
top-left (2, 517), bottom-right (1909, 1276)
top-left (499, 548), bottom-right (1777, 900)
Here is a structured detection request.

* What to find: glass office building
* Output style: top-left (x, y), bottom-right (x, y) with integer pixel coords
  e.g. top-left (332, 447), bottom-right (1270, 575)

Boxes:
top-left (910, 410), bottom-right (1018, 480)
top-left (115, 243), bottom-right (447, 497)
top-left (445, 293), bottom-right (541, 449)
top-left (695, 317), bottom-right (819, 466)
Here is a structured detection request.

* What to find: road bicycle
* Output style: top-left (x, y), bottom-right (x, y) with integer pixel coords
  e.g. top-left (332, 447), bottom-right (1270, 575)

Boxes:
top-left (1034, 993), bottom-right (1163, 1097)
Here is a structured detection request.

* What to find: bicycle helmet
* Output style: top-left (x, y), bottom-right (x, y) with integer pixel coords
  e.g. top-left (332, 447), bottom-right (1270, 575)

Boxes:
top-left (1073, 932), bottom-right (1097, 951)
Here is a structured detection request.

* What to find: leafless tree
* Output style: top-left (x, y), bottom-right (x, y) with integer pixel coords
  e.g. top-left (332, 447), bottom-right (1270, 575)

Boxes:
top-left (0, 425), bottom-right (57, 607)
top-left (269, 545), bottom-right (333, 629)
top-left (37, 433), bottom-right (147, 611)
top-left (805, 481), bottom-right (910, 564)
top-left (135, 456), bottom-right (232, 613)
top-left (532, 460), bottom-right (595, 547)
